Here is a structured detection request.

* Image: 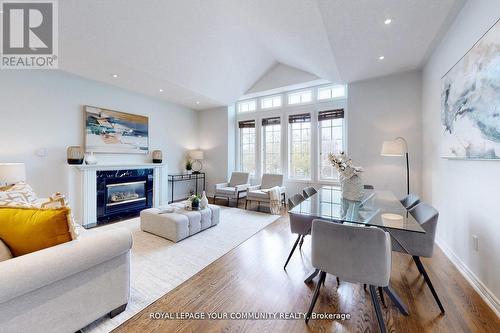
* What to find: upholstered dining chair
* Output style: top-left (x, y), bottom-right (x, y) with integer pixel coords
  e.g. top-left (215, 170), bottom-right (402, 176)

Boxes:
top-left (302, 186), bottom-right (317, 199)
top-left (400, 193), bottom-right (420, 210)
top-left (214, 172), bottom-right (250, 207)
top-left (245, 173), bottom-right (286, 210)
top-left (306, 219), bottom-right (392, 333)
top-left (390, 202), bottom-right (445, 313)
top-left (283, 193), bottom-right (308, 270)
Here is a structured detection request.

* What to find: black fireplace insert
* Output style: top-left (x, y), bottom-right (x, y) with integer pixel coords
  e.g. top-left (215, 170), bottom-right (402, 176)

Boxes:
top-left (96, 168), bottom-right (153, 225)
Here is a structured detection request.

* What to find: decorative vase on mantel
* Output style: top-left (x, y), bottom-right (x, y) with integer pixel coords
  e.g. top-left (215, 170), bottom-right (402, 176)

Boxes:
top-left (340, 174), bottom-right (364, 201)
top-left (85, 151), bottom-right (97, 165)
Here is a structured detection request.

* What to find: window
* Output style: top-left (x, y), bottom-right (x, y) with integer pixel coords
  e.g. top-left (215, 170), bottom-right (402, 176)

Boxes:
top-left (262, 117), bottom-right (281, 173)
top-left (261, 95), bottom-right (282, 109)
top-left (288, 90), bottom-right (312, 105)
top-left (318, 109), bottom-right (344, 180)
top-left (318, 85), bottom-right (346, 100)
top-left (289, 113), bottom-right (311, 179)
top-left (238, 120), bottom-right (256, 175)
top-left (238, 100), bottom-right (256, 113)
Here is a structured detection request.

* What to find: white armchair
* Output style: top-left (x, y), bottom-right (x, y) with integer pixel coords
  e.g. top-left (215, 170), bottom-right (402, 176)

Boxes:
top-left (245, 173), bottom-right (286, 210)
top-left (214, 172), bottom-right (251, 207)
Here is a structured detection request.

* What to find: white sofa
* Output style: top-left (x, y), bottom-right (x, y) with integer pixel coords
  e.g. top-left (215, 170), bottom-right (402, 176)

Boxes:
top-left (0, 227), bottom-right (133, 333)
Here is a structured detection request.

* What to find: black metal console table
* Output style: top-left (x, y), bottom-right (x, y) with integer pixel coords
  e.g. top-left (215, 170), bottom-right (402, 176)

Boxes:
top-left (168, 172), bottom-right (206, 203)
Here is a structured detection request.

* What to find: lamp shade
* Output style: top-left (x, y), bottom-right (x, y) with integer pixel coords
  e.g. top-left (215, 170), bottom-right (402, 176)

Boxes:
top-left (189, 150), bottom-right (204, 160)
top-left (381, 139), bottom-right (407, 156)
top-left (0, 163), bottom-right (26, 185)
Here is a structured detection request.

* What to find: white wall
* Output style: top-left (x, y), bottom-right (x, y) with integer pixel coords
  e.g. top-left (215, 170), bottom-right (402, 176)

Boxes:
top-left (0, 70), bottom-right (198, 200)
top-left (348, 70), bottom-right (423, 199)
top-left (198, 106), bottom-right (233, 195)
top-left (422, 0), bottom-right (500, 311)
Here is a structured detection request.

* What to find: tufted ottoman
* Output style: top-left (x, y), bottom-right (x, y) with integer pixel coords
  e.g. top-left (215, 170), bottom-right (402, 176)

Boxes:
top-left (140, 203), bottom-right (220, 242)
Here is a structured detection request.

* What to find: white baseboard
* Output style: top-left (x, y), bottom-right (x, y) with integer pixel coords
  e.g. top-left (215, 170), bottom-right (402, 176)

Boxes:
top-left (435, 238), bottom-right (500, 317)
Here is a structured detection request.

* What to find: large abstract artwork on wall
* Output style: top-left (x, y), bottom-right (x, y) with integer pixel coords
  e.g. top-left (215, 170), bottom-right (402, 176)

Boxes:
top-left (84, 106), bottom-right (149, 154)
top-left (441, 19), bottom-right (500, 159)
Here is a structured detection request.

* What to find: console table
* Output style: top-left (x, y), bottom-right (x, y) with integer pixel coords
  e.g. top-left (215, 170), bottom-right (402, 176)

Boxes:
top-left (168, 172), bottom-right (206, 203)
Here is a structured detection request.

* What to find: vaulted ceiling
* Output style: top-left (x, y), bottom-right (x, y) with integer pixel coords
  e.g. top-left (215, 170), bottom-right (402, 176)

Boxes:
top-left (59, 0), bottom-right (464, 110)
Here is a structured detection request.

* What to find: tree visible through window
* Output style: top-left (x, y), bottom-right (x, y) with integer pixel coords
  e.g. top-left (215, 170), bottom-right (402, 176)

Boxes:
top-left (319, 109), bottom-right (344, 179)
top-left (289, 113), bottom-right (311, 179)
top-left (262, 117), bottom-right (281, 173)
top-left (239, 120), bottom-right (256, 175)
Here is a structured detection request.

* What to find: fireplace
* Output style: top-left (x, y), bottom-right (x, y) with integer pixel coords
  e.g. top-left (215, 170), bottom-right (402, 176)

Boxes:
top-left (96, 168), bottom-right (153, 225)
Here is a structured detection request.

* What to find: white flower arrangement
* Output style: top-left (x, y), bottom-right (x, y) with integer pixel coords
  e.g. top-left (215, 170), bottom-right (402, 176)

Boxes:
top-left (328, 152), bottom-right (363, 181)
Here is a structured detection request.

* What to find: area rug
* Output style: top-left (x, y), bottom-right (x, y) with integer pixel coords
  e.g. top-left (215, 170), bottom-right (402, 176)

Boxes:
top-left (82, 206), bottom-right (280, 333)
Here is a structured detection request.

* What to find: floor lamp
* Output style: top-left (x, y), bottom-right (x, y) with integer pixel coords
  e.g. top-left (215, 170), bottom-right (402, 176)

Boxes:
top-left (380, 137), bottom-right (409, 195)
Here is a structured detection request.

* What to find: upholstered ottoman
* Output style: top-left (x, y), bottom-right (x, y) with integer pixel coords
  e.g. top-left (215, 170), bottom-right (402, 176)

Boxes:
top-left (140, 204), bottom-right (220, 242)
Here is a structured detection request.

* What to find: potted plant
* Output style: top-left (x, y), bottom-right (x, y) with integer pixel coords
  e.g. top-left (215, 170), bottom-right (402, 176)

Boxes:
top-left (189, 194), bottom-right (200, 209)
top-left (185, 160), bottom-right (193, 174)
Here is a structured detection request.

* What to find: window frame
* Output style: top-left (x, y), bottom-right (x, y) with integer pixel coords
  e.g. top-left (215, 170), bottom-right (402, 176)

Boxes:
top-left (235, 84), bottom-right (348, 185)
top-left (237, 99), bottom-right (257, 113)
top-left (287, 89), bottom-right (313, 106)
top-left (288, 112), bottom-right (312, 181)
top-left (317, 85), bottom-right (347, 101)
top-left (238, 120), bottom-right (257, 176)
top-left (262, 116), bottom-right (282, 174)
top-left (260, 95), bottom-right (282, 110)
top-left (318, 112), bottom-right (345, 181)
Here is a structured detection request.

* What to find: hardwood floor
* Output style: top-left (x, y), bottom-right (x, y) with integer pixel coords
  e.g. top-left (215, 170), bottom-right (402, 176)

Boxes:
top-left (114, 199), bottom-right (499, 333)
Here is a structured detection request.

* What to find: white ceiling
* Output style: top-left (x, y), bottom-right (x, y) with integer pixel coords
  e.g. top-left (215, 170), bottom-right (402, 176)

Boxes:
top-left (58, 0), bottom-right (464, 110)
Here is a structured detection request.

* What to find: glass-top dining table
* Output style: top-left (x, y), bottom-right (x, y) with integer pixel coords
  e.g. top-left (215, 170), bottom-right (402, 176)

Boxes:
top-left (288, 186), bottom-right (425, 316)
top-left (288, 186), bottom-right (425, 234)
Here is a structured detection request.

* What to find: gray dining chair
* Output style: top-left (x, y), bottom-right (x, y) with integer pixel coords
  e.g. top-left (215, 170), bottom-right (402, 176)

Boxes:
top-left (306, 219), bottom-right (392, 333)
top-left (364, 184), bottom-right (375, 190)
top-left (302, 186), bottom-right (317, 199)
top-left (390, 202), bottom-right (444, 313)
top-left (284, 193), bottom-right (309, 270)
top-left (400, 193), bottom-right (420, 210)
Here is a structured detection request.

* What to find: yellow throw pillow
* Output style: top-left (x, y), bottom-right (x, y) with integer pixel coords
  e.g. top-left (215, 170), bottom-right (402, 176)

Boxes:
top-left (0, 207), bottom-right (73, 257)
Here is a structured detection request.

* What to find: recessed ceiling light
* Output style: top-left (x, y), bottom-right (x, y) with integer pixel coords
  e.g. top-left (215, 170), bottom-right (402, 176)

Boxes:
top-left (111, 74), bottom-right (119, 78)
top-left (195, 101), bottom-right (200, 105)
top-left (384, 18), bottom-right (392, 25)
top-left (159, 89), bottom-right (164, 92)
top-left (378, 56), bottom-right (385, 60)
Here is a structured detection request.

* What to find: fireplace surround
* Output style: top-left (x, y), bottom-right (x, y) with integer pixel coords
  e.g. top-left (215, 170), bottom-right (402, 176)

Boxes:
top-left (96, 169), bottom-right (153, 224)
top-left (67, 163), bottom-right (168, 228)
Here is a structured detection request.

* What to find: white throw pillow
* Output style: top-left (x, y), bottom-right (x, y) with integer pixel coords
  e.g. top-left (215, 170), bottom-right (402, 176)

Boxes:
top-left (5, 182), bottom-right (38, 203)
top-left (0, 239), bottom-right (13, 262)
top-left (0, 182), bottom-right (38, 206)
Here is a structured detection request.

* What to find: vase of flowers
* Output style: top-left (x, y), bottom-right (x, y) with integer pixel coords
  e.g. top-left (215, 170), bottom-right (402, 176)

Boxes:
top-left (328, 152), bottom-right (364, 201)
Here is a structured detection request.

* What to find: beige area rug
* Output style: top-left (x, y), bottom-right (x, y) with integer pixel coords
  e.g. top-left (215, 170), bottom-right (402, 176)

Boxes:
top-left (82, 206), bottom-right (280, 333)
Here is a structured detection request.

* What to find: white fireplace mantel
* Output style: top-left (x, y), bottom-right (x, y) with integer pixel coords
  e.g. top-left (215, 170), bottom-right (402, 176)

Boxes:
top-left (66, 163), bottom-right (168, 227)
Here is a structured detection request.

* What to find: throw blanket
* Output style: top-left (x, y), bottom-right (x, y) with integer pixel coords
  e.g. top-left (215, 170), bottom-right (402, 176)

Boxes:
top-left (267, 186), bottom-right (281, 215)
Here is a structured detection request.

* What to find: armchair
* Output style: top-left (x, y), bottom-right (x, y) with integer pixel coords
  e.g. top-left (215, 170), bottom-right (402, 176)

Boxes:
top-left (214, 172), bottom-right (250, 207)
top-left (245, 173), bottom-right (286, 211)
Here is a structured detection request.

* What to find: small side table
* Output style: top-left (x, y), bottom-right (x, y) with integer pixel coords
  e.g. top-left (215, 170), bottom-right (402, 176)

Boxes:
top-left (168, 172), bottom-right (206, 203)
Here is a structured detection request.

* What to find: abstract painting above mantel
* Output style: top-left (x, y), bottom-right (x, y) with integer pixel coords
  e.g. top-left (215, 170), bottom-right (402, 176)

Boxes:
top-left (441, 19), bottom-right (500, 160)
top-left (84, 106), bottom-right (149, 154)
